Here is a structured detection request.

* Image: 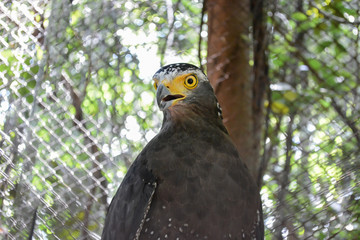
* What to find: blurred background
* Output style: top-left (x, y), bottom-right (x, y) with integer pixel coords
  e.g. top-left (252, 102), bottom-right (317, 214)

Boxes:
top-left (0, 0), bottom-right (359, 239)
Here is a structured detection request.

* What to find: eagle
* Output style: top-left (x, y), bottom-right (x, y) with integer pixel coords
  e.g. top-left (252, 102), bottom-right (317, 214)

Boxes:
top-left (102, 63), bottom-right (264, 239)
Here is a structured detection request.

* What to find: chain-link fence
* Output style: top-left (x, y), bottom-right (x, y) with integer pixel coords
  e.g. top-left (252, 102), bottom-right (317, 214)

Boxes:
top-left (263, 0), bottom-right (360, 238)
top-left (1, 0), bottom-right (359, 239)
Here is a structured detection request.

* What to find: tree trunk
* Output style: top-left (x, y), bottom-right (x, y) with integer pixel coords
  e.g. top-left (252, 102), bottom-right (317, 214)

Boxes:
top-left (207, 0), bottom-right (267, 182)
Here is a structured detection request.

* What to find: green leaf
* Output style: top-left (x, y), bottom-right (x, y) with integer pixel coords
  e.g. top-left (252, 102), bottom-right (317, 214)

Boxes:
top-left (20, 71), bottom-right (32, 80)
top-left (292, 12), bottom-right (307, 21)
top-left (31, 65), bottom-right (39, 74)
top-left (316, 41), bottom-right (332, 53)
top-left (27, 80), bottom-right (36, 88)
top-left (70, 9), bottom-right (83, 26)
top-left (18, 86), bottom-right (30, 96)
top-left (307, 59), bottom-right (322, 70)
top-left (0, 64), bottom-right (7, 72)
top-left (32, 175), bottom-right (44, 191)
top-left (1, 49), bottom-right (16, 63)
top-left (271, 101), bottom-right (289, 114)
top-left (319, 99), bottom-right (330, 108)
top-left (61, 153), bottom-right (74, 168)
top-left (324, 74), bottom-right (336, 87)
top-left (26, 95), bottom-right (34, 103)
top-left (37, 129), bottom-right (50, 142)
top-left (283, 91), bottom-right (297, 101)
top-left (298, 20), bottom-right (317, 31)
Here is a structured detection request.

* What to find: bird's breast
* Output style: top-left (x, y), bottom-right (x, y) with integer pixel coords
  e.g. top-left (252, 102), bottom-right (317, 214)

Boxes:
top-left (141, 132), bottom-right (260, 239)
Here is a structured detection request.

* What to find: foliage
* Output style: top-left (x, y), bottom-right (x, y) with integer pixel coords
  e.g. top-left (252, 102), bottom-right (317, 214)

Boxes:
top-left (264, 0), bottom-right (360, 238)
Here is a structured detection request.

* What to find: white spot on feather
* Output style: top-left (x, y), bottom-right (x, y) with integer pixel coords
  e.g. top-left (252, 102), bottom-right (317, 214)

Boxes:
top-left (134, 182), bottom-right (157, 240)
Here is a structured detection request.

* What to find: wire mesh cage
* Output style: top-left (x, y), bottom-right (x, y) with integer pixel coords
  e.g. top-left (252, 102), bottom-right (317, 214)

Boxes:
top-left (0, 0), bottom-right (359, 239)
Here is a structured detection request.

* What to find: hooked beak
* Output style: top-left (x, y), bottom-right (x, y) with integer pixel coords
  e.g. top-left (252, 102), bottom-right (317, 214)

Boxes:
top-left (156, 84), bottom-right (185, 111)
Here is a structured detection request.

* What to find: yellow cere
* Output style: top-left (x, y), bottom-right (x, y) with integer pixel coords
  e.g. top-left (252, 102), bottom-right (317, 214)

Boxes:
top-left (170, 73), bottom-right (197, 93)
top-left (152, 74), bottom-right (199, 107)
top-left (153, 73), bottom-right (198, 94)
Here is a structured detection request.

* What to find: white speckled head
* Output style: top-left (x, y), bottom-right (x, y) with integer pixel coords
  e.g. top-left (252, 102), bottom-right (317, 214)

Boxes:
top-left (152, 63), bottom-right (224, 120)
top-left (152, 63), bottom-right (208, 82)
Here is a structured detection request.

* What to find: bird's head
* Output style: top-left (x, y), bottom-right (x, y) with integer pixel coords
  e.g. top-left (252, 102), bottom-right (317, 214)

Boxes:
top-left (152, 63), bottom-right (222, 120)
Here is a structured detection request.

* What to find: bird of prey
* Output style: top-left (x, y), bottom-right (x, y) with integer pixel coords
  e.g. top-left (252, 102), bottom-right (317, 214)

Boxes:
top-left (102, 63), bottom-right (264, 240)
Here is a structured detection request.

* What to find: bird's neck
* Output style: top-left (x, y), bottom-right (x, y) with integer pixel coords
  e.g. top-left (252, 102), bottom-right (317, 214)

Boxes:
top-left (161, 104), bottom-right (228, 134)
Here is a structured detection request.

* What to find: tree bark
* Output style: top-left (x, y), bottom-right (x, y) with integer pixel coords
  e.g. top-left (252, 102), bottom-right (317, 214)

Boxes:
top-left (207, 0), bottom-right (267, 181)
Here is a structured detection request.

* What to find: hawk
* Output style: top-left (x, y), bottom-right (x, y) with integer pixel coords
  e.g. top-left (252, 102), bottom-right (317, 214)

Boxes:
top-left (102, 63), bottom-right (264, 239)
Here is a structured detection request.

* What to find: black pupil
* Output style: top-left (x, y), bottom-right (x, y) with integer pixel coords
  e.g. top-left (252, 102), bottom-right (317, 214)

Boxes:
top-left (187, 78), bottom-right (194, 85)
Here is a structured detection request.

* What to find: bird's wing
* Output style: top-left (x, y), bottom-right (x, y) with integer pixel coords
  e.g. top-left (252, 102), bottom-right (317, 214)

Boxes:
top-left (101, 154), bottom-right (156, 240)
top-left (255, 202), bottom-right (265, 240)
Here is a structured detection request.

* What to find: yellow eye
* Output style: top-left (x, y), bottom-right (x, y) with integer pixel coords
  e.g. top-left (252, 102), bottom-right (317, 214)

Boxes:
top-left (184, 75), bottom-right (198, 89)
top-left (153, 81), bottom-right (158, 90)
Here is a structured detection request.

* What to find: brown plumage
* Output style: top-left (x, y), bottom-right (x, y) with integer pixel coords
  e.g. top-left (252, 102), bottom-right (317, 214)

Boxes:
top-left (102, 63), bottom-right (263, 240)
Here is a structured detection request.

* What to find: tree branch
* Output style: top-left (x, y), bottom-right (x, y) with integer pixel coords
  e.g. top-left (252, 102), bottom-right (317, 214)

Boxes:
top-left (309, 2), bottom-right (360, 25)
top-left (252, 0), bottom-right (270, 182)
top-left (62, 72), bottom-right (107, 240)
top-left (159, 0), bottom-right (181, 65)
top-left (274, 113), bottom-right (295, 239)
top-left (198, 0), bottom-right (207, 71)
top-left (27, 207), bottom-right (37, 240)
